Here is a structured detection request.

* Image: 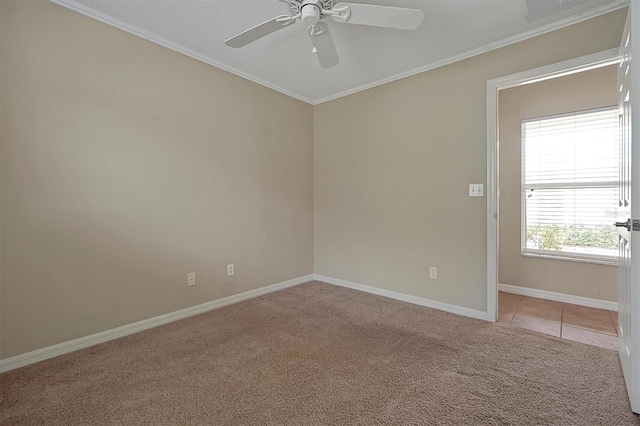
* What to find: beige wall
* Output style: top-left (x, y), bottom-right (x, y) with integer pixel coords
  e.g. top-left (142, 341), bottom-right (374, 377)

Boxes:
top-left (498, 66), bottom-right (618, 302)
top-left (0, 1), bottom-right (314, 359)
top-left (314, 9), bottom-right (626, 312)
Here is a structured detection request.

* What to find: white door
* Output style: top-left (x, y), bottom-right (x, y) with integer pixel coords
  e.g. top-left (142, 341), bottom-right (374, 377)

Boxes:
top-left (616, 2), bottom-right (639, 414)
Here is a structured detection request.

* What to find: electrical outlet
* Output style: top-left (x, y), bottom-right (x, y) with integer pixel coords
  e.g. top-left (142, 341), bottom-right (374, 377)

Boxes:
top-left (429, 267), bottom-right (437, 280)
top-left (227, 264), bottom-right (235, 277)
top-left (187, 272), bottom-right (196, 287)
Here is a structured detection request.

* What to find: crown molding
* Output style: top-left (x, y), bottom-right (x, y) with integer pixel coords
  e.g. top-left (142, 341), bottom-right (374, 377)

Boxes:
top-left (50, 0), bottom-right (628, 105)
top-left (48, 0), bottom-right (316, 105)
top-left (313, 0), bottom-right (629, 104)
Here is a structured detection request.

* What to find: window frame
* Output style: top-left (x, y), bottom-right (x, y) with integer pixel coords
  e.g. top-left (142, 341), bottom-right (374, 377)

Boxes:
top-left (520, 106), bottom-right (619, 266)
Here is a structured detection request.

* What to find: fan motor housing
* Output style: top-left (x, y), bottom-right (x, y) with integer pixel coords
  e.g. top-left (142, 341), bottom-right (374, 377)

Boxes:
top-left (301, 1), bottom-right (323, 25)
top-left (289, 0), bottom-right (333, 15)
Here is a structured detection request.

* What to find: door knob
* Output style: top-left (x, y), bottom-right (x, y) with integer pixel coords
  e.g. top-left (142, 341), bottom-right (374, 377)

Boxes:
top-left (615, 219), bottom-right (631, 231)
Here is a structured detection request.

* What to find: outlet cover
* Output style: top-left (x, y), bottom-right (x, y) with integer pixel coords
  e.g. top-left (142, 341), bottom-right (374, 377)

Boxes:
top-left (429, 267), bottom-right (437, 280)
top-left (227, 264), bottom-right (235, 277)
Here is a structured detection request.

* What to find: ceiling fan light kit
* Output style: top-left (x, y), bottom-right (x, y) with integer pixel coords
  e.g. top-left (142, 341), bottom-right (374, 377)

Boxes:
top-left (225, 0), bottom-right (425, 68)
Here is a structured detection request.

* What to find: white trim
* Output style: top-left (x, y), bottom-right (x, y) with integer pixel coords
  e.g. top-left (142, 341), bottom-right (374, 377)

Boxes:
top-left (486, 47), bottom-right (622, 328)
top-left (487, 78), bottom-right (499, 323)
top-left (486, 48), bottom-right (622, 90)
top-left (521, 251), bottom-right (617, 266)
top-left (48, 0), bottom-right (315, 105)
top-left (625, 0), bottom-right (640, 413)
top-left (499, 282), bottom-right (618, 311)
top-left (0, 274), bottom-right (313, 373)
top-left (314, 274), bottom-right (488, 321)
top-left (49, 0), bottom-right (628, 105)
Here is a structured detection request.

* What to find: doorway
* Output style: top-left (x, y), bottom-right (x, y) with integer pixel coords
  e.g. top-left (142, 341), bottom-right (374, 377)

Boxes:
top-left (495, 65), bottom-right (620, 349)
top-left (486, 45), bottom-right (640, 413)
top-left (485, 48), bottom-right (621, 322)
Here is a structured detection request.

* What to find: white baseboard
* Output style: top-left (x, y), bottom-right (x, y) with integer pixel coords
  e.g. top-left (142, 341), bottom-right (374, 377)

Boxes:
top-left (498, 283), bottom-right (618, 312)
top-left (0, 274), bottom-right (314, 373)
top-left (314, 274), bottom-right (488, 321)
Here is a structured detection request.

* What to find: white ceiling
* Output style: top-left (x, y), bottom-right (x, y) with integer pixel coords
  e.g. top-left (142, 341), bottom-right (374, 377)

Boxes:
top-left (50, 0), bottom-right (628, 104)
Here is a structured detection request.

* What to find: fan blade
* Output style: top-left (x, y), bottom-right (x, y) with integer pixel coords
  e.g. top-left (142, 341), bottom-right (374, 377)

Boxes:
top-left (225, 15), bottom-right (295, 48)
top-left (332, 3), bottom-right (424, 30)
top-left (308, 24), bottom-right (339, 68)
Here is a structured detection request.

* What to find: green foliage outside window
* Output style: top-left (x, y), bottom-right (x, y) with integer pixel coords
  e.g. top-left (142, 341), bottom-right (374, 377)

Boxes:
top-left (526, 224), bottom-right (618, 251)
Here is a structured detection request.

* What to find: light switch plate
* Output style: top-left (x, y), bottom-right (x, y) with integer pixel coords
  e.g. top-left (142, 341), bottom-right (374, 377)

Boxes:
top-left (469, 184), bottom-right (484, 197)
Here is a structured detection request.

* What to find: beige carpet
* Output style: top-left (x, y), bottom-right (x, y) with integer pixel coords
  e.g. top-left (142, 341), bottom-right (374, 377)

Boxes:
top-left (1, 281), bottom-right (639, 425)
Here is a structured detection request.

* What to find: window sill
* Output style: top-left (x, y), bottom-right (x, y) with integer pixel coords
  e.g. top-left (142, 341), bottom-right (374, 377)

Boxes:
top-left (521, 252), bottom-right (617, 266)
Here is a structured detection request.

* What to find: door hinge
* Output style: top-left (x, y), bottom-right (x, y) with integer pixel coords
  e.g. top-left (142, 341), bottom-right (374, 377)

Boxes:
top-left (633, 219), bottom-right (640, 231)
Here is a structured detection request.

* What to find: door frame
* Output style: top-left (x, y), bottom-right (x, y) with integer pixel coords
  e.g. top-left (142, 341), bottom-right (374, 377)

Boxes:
top-left (485, 48), bottom-right (622, 322)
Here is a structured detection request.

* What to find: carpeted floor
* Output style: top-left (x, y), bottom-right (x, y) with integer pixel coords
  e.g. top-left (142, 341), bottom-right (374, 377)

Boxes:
top-left (1, 281), bottom-right (639, 425)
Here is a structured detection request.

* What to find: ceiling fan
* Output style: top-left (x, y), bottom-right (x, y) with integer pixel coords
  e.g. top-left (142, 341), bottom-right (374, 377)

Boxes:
top-left (225, 0), bottom-right (425, 68)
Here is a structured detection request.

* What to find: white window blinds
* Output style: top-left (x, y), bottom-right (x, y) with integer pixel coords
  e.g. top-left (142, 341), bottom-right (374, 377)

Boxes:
top-left (522, 107), bottom-right (619, 263)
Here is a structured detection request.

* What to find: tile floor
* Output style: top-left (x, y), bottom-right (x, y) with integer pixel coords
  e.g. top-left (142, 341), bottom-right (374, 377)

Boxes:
top-left (498, 292), bottom-right (618, 350)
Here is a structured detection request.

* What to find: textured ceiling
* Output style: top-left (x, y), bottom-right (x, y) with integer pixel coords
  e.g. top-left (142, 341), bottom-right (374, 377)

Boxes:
top-left (50, 0), bottom-right (628, 104)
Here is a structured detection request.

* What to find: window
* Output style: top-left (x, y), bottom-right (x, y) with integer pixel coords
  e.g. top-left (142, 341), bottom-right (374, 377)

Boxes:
top-left (522, 107), bottom-right (619, 264)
